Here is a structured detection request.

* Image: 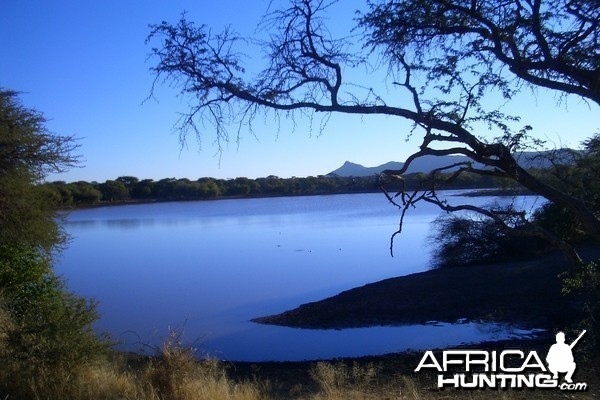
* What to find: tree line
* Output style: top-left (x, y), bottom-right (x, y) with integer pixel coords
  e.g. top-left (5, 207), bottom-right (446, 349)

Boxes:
top-left (43, 171), bottom-right (513, 207)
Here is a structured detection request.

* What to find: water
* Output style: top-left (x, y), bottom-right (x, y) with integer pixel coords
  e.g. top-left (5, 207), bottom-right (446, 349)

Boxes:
top-left (55, 191), bottom-right (544, 361)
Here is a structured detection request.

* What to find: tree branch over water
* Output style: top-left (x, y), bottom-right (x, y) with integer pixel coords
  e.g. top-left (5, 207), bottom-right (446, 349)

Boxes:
top-left (147, 0), bottom-right (600, 267)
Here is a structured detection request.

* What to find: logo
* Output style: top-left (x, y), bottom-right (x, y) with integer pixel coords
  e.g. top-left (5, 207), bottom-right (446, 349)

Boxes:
top-left (414, 330), bottom-right (587, 391)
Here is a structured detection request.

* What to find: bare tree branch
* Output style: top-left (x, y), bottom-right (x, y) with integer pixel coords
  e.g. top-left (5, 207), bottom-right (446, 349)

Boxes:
top-left (147, 0), bottom-right (600, 268)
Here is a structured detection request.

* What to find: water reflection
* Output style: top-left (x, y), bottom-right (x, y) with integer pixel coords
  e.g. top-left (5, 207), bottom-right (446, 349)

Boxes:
top-left (56, 192), bottom-right (544, 361)
top-left (199, 322), bottom-right (544, 362)
top-left (113, 318), bottom-right (543, 362)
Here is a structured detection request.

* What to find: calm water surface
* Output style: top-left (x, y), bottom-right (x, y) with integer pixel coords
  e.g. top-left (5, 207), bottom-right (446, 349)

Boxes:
top-left (56, 192), bottom-right (544, 361)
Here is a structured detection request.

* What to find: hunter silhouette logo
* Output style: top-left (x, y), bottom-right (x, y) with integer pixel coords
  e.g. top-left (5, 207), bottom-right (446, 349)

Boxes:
top-left (415, 329), bottom-right (588, 391)
top-left (546, 330), bottom-right (585, 383)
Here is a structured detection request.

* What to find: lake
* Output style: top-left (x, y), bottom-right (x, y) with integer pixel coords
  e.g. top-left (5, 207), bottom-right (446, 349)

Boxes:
top-left (55, 191), bottom-right (545, 361)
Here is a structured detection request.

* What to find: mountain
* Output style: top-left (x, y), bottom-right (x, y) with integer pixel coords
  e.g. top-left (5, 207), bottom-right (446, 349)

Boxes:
top-left (328, 155), bottom-right (479, 176)
top-left (328, 150), bottom-right (579, 177)
top-left (328, 161), bottom-right (404, 177)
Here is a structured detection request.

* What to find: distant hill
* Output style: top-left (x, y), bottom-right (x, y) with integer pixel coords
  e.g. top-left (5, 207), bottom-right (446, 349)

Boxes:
top-left (328, 150), bottom-right (579, 177)
top-left (328, 155), bottom-right (481, 177)
top-left (328, 161), bottom-right (405, 177)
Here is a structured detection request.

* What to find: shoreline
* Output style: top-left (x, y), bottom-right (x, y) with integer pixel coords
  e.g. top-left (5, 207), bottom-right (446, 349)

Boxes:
top-left (251, 250), bottom-right (596, 331)
top-left (56, 186), bottom-right (528, 211)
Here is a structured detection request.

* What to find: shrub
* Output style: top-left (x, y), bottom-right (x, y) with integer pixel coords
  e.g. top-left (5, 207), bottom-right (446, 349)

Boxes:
top-left (429, 212), bottom-right (549, 268)
top-left (0, 245), bottom-right (109, 398)
top-left (144, 332), bottom-right (263, 400)
top-left (533, 202), bottom-right (590, 244)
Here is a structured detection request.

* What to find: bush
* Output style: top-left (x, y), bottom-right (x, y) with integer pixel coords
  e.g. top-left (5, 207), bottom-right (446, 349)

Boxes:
top-left (429, 213), bottom-right (549, 268)
top-left (0, 89), bottom-right (111, 398)
top-left (144, 333), bottom-right (263, 400)
top-left (533, 202), bottom-right (590, 244)
top-left (0, 244), bottom-right (109, 398)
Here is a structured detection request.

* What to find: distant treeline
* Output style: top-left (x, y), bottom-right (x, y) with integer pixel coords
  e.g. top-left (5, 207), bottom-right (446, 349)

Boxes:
top-left (42, 172), bottom-right (513, 208)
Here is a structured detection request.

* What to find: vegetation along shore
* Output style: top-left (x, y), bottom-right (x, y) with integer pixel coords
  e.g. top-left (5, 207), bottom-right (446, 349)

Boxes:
top-left (2, 0), bottom-right (600, 395)
top-left (44, 171), bottom-right (517, 208)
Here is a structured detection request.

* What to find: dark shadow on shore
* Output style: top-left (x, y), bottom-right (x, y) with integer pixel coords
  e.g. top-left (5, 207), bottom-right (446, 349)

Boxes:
top-left (253, 248), bottom-right (600, 331)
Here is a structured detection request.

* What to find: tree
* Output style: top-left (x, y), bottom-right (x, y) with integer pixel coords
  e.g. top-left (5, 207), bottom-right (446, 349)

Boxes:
top-left (197, 177), bottom-right (222, 198)
top-left (0, 89), bottom-right (78, 251)
top-left (0, 90), bottom-right (106, 395)
top-left (132, 178), bottom-right (156, 199)
top-left (146, 0), bottom-right (599, 265)
top-left (70, 180), bottom-right (103, 204)
top-left (363, 0), bottom-right (600, 104)
top-left (361, 0), bottom-right (600, 260)
top-left (116, 175), bottom-right (140, 192)
top-left (428, 211), bottom-right (549, 268)
top-left (532, 133), bottom-right (600, 243)
top-left (99, 179), bottom-right (130, 202)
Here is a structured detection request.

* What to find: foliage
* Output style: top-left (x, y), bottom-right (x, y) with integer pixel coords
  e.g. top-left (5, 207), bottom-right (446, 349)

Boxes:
top-left (145, 0), bottom-right (599, 267)
top-left (0, 90), bottom-right (78, 252)
top-left (142, 333), bottom-right (262, 400)
top-left (538, 134), bottom-right (600, 205)
top-left (310, 361), bottom-right (384, 399)
top-left (562, 260), bottom-right (600, 355)
top-left (427, 136), bottom-right (600, 355)
top-left (0, 90), bottom-right (78, 180)
top-left (45, 171), bottom-right (510, 207)
top-left (431, 134), bottom-right (600, 269)
top-left (533, 202), bottom-right (588, 244)
top-left (0, 334), bottom-right (472, 400)
top-left (429, 212), bottom-right (549, 268)
top-left (0, 90), bottom-right (107, 398)
top-left (362, 0), bottom-right (600, 258)
top-left (362, 0), bottom-right (600, 104)
top-left (0, 334), bottom-right (264, 400)
top-left (98, 179), bottom-right (130, 202)
top-left (530, 135), bottom-right (600, 244)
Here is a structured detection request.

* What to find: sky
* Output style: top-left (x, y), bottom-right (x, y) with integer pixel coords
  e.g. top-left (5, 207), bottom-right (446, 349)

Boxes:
top-left (1, 0), bottom-right (598, 183)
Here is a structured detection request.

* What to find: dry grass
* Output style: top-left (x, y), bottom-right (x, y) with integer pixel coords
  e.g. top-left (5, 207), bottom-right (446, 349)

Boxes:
top-left (4, 358), bottom-right (598, 400)
top-left (306, 361), bottom-right (599, 400)
top-left (0, 330), bottom-right (263, 400)
top-left (143, 335), bottom-right (263, 400)
top-left (309, 361), bottom-right (389, 400)
top-left (36, 362), bottom-right (144, 400)
top-left (2, 332), bottom-right (597, 400)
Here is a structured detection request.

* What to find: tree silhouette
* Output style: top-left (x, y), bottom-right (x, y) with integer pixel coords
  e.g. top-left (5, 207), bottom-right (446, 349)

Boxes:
top-left (147, 0), bottom-right (599, 265)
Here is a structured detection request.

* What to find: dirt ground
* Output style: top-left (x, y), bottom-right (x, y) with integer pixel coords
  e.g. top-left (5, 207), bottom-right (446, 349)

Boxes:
top-left (242, 248), bottom-right (600, 398)
top-left (253, 250), bottom-right (599, 330)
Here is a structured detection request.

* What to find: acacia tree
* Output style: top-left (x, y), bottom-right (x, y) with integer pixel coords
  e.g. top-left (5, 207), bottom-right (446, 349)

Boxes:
top-left (0, 89), bottom-right (78, 251)
top-left (147, 0), bottom-right (599, 265)
top-left (0, 90), bottom-right (105, 395)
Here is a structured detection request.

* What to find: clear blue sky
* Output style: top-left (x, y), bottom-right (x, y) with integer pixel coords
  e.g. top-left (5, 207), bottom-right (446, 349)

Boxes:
top-left (2, 1), bottom-right (597, 183)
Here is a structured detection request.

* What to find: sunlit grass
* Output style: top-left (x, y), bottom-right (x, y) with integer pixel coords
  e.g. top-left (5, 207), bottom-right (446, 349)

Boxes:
top-left (2, 331), bottom-right (597, 400)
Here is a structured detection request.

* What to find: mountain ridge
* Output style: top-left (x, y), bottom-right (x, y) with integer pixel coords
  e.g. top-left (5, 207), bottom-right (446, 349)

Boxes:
top-left (327, 150), bottom-right (577, 177)
top-left (328, 155), bottom-right (479, 176)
